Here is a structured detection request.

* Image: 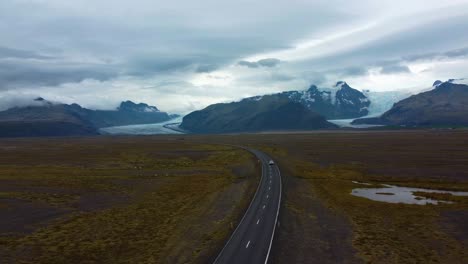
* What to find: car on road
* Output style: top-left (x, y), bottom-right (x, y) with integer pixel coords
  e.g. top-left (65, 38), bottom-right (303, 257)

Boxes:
top-left (269, 160), bottom-right (275, 165)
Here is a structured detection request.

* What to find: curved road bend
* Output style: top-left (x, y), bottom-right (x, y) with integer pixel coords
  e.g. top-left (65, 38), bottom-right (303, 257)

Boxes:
top-left (214, 149), bottom-right (282, 264)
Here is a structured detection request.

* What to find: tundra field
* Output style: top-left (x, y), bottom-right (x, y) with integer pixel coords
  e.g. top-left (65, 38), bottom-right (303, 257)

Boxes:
top-left (1, 130), bottom-right (468, 263)
top-left (0, 138), bottom-right (259, 263)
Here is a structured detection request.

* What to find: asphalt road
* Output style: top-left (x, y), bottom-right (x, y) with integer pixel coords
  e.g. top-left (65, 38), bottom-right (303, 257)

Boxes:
top-left (214, 149), bottom-right (282, 264)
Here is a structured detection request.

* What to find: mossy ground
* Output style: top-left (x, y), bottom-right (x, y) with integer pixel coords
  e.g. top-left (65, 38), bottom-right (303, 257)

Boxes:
top-left (186, 131), bottom-right (468, 263)
top-left (0, 137), bottom-right (259, 263)
top-left (256, 131), bottom-right (468, 264)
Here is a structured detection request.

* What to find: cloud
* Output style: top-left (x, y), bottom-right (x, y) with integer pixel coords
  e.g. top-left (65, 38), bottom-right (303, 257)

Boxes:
top-left (403, 46), bottom-right (468, 62)
top-left (0, 59), bottom-right (117, 89)
top-left (238, 58), bottom-right (281, 68)
top-left (195, 64), bottom-right (220, 73)
top-left (238, 60), bottom-right (259, 68)
top-left (1, 0), bottom-right (468, 112)
top-left (380, 65), bottom-right (411, 74)
top-left (0, 93), bottom-right (56, 111)
top-left (257, 58), bottom-right (281, 67)
top-left (0, 46), bottom-right (53, 60)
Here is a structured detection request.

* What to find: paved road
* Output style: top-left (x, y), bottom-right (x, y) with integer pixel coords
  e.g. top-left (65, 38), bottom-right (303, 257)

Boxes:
top-left (214, 149), bottom-right (282, 264)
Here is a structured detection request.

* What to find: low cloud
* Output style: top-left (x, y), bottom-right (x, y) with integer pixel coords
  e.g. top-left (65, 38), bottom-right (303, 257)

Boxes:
top-left (238, 60), bottom-right (259, 68)
top-left (380, 64), bottom-right (411, 74)
top-left (195, 64), bottom-right (220, 73)
top-left (257, 58), bottom-right (281, 67)
top-left (238, 58), bottom-right (281, 68)
top-left (0, 59), bottom-right (117, 89)
top-left (0, 46), bottom-right (53, 60)
top-left (0, 93), bottom-right (53, 111)
top-left (403, 46), bottom-right (468, 62)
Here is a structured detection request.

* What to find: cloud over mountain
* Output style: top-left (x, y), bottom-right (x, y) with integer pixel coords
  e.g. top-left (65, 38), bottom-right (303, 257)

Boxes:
top-left (1, 0), bottom-right (468, 113)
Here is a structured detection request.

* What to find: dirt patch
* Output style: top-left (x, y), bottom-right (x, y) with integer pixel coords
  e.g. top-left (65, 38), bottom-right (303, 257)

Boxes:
top-left (73, 192), bottom-right (130, 212)
top-left (0, 198), bottom-right (70, 235)
top-left (0, 180), bottom-right (82, 195)
top-left (270, 165), bottom-right (361, 264)
top-left (439, 210), bottom-right (468, 248)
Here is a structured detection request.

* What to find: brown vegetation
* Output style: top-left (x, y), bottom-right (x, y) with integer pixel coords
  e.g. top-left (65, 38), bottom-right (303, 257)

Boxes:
top-left (0, 137), bottom-right (259, 263)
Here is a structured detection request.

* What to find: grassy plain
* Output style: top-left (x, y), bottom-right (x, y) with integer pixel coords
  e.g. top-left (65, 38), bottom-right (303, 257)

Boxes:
top-left (188, 130), bottom-right (468, 263)
top-left (0, 137), bottom-right (259, 263)
top-left (1, 130), bottom-right (468, 264)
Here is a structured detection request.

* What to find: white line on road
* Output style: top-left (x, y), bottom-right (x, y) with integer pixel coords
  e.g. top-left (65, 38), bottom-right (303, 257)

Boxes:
top-left (269, 187), bottom-right (271, 190)
top-left (246, 241), bottom-right (251, 248)
top-left (263, 205), bottom-right (266, 209)
top-left (257, 219), bottom-right (260, 225)
top-left (267, 195), bottom-right (269, 199)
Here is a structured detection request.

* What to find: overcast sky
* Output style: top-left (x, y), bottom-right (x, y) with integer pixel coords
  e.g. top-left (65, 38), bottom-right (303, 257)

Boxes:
top-left (1, 0), bottom-right (468, 113)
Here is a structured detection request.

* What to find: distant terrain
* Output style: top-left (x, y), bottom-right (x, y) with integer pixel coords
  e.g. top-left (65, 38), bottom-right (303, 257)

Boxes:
top-left (181, 95), bottom-right (338, 133)
top-left (0, 99), bottom-right (175, 137)
top-left (2, 79), bottom-right (468, 137)
top-left (353, 80), bottom-right (468, 127)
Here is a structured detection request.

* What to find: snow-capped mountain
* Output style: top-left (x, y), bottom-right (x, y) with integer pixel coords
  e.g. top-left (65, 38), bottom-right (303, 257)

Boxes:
top-left (118, 101), bottom-right (161, 113)
top-left (274, 81), bottom-right (370, 119)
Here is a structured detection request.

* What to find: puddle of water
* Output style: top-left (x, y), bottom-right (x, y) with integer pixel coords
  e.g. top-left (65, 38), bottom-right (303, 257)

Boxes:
top-left (351, 183), bottom-right (468, 205)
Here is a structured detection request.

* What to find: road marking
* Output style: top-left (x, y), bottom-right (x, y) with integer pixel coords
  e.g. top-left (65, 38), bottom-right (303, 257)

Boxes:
top-left (269, 187), bottom-right (271, 190)
top-left (246, 241), bottom-right (251, 248)
top-left (257, 219), bottom-right (260, 225)
top-left (267, 195), bottom-right (269, 199)
top-left (263, 205), bottom-right (266, 209)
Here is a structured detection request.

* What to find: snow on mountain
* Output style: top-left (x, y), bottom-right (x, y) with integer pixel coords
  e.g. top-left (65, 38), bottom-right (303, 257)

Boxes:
top-left (246, 82), bottom-right (370, 119)
top-left (118, 101), bottom-right (161, 113)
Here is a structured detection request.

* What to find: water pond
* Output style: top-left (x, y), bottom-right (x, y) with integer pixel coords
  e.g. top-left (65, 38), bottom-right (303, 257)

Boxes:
top-left (351, 182), bottom-right (468, 205)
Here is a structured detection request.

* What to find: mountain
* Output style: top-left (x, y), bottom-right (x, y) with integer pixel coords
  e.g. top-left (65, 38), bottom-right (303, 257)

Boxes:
top-left (80, 101), bottom-right (172, 128)
top-left (352, 80), bottom-right (468, 127)
top-left (0, 98), bottom-right (97, 137)
top-left (180, 95), bottom-right (338, 133)
top-left (250, 81), bottom-right (370, 119)
top-left (0, 99), bottom-right (174, 137)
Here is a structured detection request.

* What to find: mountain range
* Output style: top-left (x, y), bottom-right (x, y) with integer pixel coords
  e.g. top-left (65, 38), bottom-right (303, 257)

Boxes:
top-left (247, 81), bottom-right (370, 119)
top-left (352, 80), bottom-right (468, 127)
top-left (1, 79), bottom-right (467, 137)
top-left (0, 99), bottom-right (174, 137)
top-left (181, 81), bottom-right (371, 133)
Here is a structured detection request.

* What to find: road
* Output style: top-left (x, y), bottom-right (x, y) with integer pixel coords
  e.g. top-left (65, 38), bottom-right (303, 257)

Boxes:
top-left (214, 149), bottom-right (282, 264)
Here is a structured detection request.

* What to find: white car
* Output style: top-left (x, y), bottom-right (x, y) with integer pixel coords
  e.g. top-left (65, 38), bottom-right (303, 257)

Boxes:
top-left (269, 160), bottom-right (275, 165)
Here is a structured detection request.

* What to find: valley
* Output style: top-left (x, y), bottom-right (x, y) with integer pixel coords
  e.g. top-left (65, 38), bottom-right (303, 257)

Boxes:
top-left (1, 131), bottom-right (468, 263)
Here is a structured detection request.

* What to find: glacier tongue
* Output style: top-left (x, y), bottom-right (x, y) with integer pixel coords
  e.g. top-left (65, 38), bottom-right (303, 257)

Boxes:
top-left (363, 90), bottom-right (412, 116)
